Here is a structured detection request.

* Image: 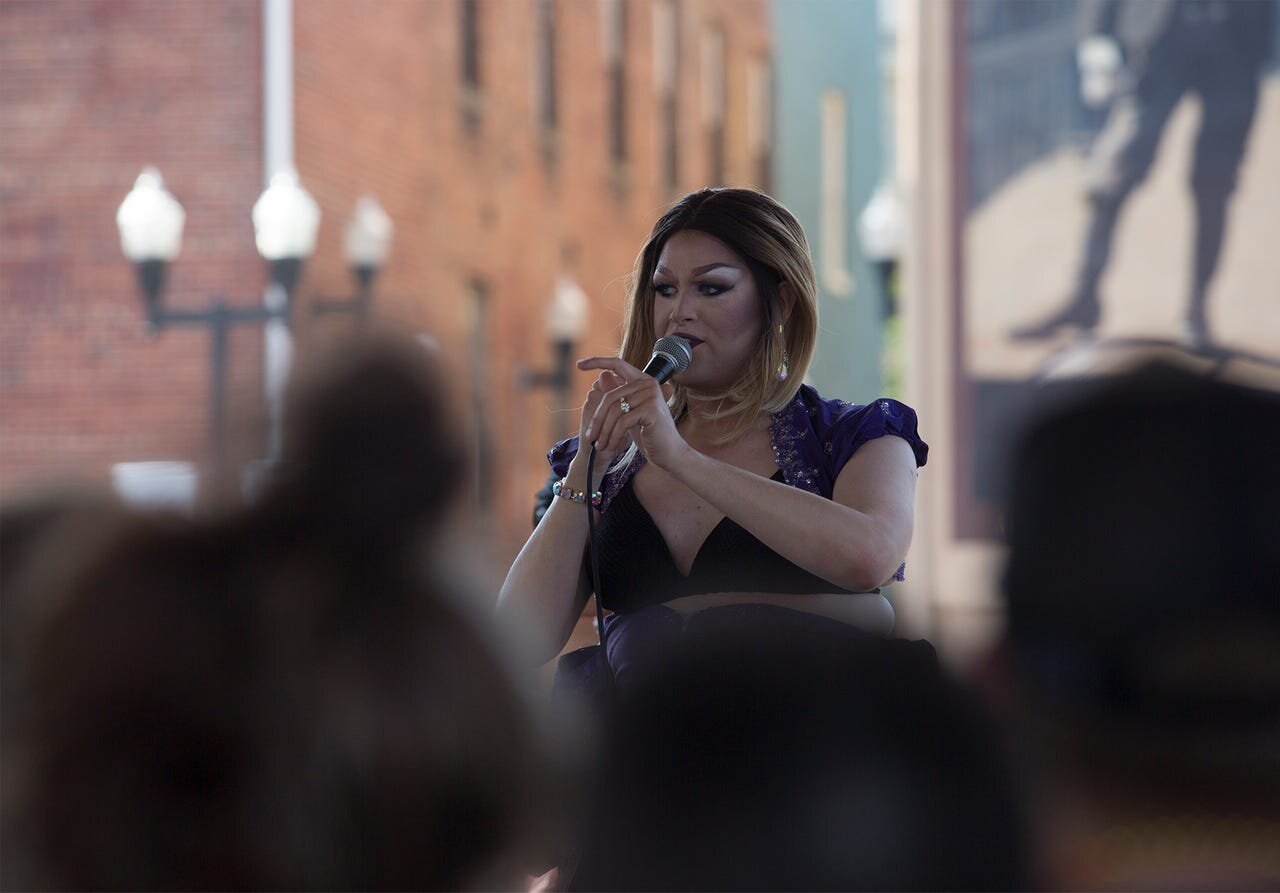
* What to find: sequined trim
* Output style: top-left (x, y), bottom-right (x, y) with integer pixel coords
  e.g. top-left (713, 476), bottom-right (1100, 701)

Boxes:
top-left (769, 395), bottom-right (822, 494)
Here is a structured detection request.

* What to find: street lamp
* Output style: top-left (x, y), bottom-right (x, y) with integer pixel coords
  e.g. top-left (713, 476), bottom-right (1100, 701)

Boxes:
top-left (523, 274), bottom-right (590, 439)
top-left (313, 195), bottom-right (393, 322)
top-left (115, 165), bottom-right (320, 483)
top-left (857, 179), bottom-right (904, 319)
top-left (251, 168), bottom-right (321, 296)
top-left (115, 166), bottom-right (186, 328)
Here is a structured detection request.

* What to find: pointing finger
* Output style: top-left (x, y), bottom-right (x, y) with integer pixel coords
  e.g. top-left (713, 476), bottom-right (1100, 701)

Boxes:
top-left (578, 356), bottom-right (643, 379)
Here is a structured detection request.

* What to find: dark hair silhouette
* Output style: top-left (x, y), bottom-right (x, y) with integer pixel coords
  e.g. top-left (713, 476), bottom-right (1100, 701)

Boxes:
top-left (572, 615), bottom-right (1030, 891)
top-left (8, 334), bottom-right (560, 891)
top-left (996, 359), bottom-right (1280, 889)
top-left (1003, 361), bottom-right (1280, 729)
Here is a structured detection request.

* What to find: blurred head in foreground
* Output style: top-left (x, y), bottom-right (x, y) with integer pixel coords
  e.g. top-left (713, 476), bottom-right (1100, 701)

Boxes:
top-left (6, 334), bottom-right (560, 891)
top-left (998, 359), bottom-right (1280, 888)
top-left (572, 622), bottom-right (1029, 891)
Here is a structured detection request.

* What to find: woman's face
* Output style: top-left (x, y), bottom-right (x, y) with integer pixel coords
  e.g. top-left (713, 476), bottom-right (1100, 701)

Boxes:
top-left (650, 229), bottom-right (764, 393)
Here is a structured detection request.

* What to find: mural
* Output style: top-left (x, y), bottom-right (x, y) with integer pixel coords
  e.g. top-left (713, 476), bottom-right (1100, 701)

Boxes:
top-left (957, 0), bottom-right (1280, 537)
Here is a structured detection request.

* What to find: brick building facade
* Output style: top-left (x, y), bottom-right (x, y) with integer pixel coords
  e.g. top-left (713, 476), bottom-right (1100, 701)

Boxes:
top-left (1, 0), bottom-right (266, 490)
top-left (1, 0), bottom-right (772, 568)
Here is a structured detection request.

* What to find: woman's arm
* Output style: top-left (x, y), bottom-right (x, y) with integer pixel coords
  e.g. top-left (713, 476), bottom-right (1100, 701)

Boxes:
top-left (578, 355), bottom-right (918, 595)
top-left (496, 452), bottom-right (595, 665)
top-left (670, 435), bottom-right (918, 592)
top-left (497, 370), bottom-right (628, 665)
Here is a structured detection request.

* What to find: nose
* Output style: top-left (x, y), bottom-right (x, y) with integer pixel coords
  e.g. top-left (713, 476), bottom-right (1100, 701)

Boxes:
top-left (668, 287), bottom-right (697, 325)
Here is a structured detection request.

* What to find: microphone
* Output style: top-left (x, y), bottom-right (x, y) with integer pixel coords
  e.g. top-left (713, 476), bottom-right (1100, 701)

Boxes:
top-left (642, 335), bottom-right (693, 384)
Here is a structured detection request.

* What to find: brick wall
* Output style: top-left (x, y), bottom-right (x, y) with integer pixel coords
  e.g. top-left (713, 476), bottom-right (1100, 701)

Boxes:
top-left (1, 0), bottom-right (265, 491)
top-left (293, 0), bottom-right (771, 565)
top-left (1, 0), bottom-right (771, 570)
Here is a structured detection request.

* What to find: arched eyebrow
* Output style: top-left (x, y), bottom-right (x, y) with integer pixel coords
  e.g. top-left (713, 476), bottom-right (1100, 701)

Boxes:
top-left (654, 262), bottom-right (741, 277)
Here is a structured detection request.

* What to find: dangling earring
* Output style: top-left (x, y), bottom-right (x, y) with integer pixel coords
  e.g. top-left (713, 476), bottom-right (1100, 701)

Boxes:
top-left (777, 323), bottom-right (790, 381)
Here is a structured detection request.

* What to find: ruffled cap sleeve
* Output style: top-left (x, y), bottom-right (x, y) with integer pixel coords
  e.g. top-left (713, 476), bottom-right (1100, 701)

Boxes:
top-left (813, 396), bottom-right (927, 584)
top-left (547, 435), bottom-right (580, 479)
top-left (827, 398), bottom-right (929, 475)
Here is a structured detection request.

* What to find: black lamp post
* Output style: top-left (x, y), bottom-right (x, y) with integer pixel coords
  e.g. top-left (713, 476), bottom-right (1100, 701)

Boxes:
top-left (522, 274), bottom-right (590, 440)
top-left (115, 166), bottom-right (320, 484)
top-left (312, 195), bottom-right (393, 323)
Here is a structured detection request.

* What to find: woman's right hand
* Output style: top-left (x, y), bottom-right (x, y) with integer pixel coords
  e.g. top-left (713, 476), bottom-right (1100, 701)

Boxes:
top-left (573, 369), bottom-right (628, 476)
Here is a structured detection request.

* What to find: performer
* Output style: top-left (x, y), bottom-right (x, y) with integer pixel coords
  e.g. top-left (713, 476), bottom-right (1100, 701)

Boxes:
top-left (1013, 0), bottom-right (1275, 349)
top-left (498, 188), bottom-right (928, 691)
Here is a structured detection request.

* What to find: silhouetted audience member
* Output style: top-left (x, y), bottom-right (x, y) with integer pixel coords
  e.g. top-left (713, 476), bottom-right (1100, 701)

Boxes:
top-left (994, 358), bottom-right (1280, 889)
top-left (3, 334), bottom-right (562, 891)
top-left (1, 487), bottom-right (128, 890)
top-left (571, 616), bottom-right (1030, 891)
top-left (1, 488), bottom-right (120, 714)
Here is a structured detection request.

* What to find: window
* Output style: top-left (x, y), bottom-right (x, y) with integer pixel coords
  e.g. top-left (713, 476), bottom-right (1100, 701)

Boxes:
top-left (820, 89), bottom-right (854, 297)
top-left (533, 0), bottom-right (558, 146)
top-left (460, 0), bottom-right (482, 128)
top-left (603, 0), bottom-right (628, 165)
top-left (653, 0), bottom-right (679, 194)
top-left (746, 56), bottom-right (773, 191)
top-left (700, 25), bottom-right (725, 186)
top-left (466, 279), bottom-right (493, 512)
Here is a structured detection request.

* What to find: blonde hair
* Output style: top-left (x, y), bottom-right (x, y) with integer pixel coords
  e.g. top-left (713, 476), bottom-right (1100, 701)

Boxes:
top-left (619, 188), bottom-right (818, 443)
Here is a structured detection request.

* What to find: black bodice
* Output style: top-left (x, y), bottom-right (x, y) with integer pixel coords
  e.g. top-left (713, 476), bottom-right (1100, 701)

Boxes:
top-left (592, 471), bottom-right (854, 614)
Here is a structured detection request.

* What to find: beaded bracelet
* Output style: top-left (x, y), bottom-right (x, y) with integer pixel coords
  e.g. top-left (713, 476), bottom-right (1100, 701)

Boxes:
top-left (552, 478), bottom-right (603, 510)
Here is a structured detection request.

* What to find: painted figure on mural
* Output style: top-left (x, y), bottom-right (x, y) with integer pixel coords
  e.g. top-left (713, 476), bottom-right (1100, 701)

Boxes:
top-left (1013, 0), bottom-right (1276, 349)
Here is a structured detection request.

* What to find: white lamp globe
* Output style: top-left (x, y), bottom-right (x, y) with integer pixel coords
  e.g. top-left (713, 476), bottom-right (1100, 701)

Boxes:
top-left (857, 181), bottom-right (904, 264)
top-left (547, 276), bottom-right (589, 342)
top-left (344, 195), bottom-right (393, 269)
top-left (116, 167), bottom-right (186, 263)
top-left (251, 169), bottom-right (321, 261)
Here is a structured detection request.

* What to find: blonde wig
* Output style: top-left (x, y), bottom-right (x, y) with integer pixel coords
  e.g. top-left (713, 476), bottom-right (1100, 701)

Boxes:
top-left (618, 188), bottom-right (819, 443)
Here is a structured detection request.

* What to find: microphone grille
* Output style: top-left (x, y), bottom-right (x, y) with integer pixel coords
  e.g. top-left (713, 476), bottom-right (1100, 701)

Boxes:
top-left (653, 335), bottom-right (693, 373)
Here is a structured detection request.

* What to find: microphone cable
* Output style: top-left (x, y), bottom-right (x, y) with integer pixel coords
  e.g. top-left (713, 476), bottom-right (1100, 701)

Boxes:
top-left (579, 338), bottom-right (689, 698)
top-left (585, 442), bottom-right (617, 695)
